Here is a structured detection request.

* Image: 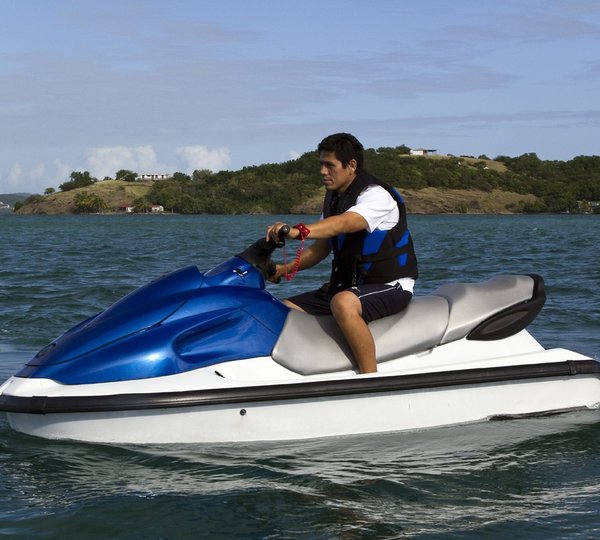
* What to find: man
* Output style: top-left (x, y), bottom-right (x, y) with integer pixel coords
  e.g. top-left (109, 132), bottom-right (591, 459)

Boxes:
top-left (266, 133), bottom-right (418, 374)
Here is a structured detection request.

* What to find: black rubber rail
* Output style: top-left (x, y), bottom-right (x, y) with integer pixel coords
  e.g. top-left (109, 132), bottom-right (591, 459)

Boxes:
top-left (1, 359), bottom-right (599, 415)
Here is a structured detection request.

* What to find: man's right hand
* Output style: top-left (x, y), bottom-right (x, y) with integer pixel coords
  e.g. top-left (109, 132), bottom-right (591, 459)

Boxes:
top-left (266, 222), bottom-right (298, 243)
top-left (267, 263), bottom-right (287, 283)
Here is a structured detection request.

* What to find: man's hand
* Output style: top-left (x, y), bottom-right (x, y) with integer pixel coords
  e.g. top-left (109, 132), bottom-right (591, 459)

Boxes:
top-left (266, 222), bottom-right (298, 243)
top-left (267, 263), bottom-right (287, 283)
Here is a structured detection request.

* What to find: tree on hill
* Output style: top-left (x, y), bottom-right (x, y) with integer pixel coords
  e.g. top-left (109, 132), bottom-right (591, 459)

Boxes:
top-left (133, 197), bottom-right (152, 213)
top-left (59, 171), bottom-right (97, 192)
top-left (115, 169), bottom-right (138, 182)
top-left (192, 169), bottom-right (213, 184)
top-left (73, 191), bottom-right (107, 213)
top-left (14, 194), bottom-right (43, 211)
top-left (172, 172), bottom-right (191, 182)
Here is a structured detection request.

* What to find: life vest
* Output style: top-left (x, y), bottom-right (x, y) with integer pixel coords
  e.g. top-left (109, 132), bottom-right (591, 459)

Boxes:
top-left (323, 170), bottom-right (418, 292)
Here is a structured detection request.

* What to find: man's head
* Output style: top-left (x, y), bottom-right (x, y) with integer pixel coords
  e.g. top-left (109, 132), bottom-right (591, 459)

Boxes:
top-left (318, 133), bottom-right (364, 193)
top-left (317, 133), bottom-right (364, 171)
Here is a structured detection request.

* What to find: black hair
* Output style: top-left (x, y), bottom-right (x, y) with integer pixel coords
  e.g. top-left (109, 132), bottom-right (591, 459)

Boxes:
top-left (318, 133), bottom-right (364, 171)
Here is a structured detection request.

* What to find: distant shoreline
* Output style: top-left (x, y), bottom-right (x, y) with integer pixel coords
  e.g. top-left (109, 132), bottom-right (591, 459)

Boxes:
top-left (12, 181), bottom-right (542, 216)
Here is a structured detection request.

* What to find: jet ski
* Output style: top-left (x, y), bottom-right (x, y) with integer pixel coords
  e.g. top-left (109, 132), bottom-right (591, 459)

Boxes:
top-left (1, 229), bottom-right (599, 444)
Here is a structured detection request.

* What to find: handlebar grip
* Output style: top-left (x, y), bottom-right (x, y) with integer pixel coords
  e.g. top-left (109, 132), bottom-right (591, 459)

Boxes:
top-left (275, 224), bottom-right (290, 247)
top-left (279, 225), bottom-right (291, 238)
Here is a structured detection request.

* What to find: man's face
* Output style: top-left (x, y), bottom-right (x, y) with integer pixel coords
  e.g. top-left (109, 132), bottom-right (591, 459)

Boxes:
top-left (319, 151), bottom-right (357, 193)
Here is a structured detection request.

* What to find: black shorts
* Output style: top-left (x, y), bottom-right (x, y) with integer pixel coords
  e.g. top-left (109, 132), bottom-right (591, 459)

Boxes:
top-left (287, 283), bottom-right (413, 323)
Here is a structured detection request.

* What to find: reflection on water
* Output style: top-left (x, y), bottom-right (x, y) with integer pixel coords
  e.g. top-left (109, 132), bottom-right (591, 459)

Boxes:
top-left (3, 407), bottom-right (599, 498)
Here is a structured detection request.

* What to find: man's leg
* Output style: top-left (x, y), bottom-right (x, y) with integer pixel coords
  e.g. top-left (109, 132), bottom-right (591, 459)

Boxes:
top-left (283, 299), bottom-right (305, 311)
top-left (330, 290), bottom-right (377, 373)
top-left (284, 287), bottom-right (334, 316)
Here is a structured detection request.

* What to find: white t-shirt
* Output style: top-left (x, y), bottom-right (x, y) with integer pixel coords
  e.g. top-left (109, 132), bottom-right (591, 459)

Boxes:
top-left (330, 185), bottom-right (415, 293)
top-left (346, 184), bottom-right (399, 232)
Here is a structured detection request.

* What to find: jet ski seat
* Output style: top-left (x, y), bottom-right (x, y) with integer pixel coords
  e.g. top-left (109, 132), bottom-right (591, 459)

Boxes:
top-left (271, 275), bottom-right (542, 375)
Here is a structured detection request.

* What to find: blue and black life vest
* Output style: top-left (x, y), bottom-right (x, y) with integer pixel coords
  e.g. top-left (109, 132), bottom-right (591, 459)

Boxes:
top-left (323, 170), bottom-right (418, 292)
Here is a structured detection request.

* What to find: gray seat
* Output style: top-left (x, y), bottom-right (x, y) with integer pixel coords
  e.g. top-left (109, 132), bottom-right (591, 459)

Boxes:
top-left (271, 296), bottom-right (449, 375)
top-left (432, 275), bottom-right (537, 344)
top-left (271, 275), bottom-right (536, 375)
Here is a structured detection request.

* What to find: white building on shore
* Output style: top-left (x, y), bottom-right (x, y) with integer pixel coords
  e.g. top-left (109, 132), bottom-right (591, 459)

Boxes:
top-left (136, 174), bottom-right (172, 181)
top-left (410, 148), bottom-right (437, 156)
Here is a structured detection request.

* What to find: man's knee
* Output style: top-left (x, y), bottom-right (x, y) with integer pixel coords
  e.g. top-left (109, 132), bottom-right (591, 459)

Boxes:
top-left (330, 291), bottom-right (362, 321)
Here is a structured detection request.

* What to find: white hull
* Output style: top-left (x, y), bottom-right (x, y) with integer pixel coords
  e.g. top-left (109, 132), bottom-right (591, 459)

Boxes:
top-left (3, 332), bottom-right (599, 444)
top-left (6, 376), bottom-right (600, 444)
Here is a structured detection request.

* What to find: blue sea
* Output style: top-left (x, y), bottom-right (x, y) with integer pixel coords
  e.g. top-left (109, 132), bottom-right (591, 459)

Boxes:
top-left (1, 214), bottom-right (599, 539)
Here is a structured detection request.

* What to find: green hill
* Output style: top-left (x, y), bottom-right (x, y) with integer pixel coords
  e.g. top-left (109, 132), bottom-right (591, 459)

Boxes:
top-left (15, 181), bottom-right (152, 215)
top-left (13, 149), bottom-right (600, 215)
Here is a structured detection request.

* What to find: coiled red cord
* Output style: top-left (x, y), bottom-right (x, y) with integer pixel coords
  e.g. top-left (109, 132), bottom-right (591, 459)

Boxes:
top-left (284, 223), bottom-right (310, 281)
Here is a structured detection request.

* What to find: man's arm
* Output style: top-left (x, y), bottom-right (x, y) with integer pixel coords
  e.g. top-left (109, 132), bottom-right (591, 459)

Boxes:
top-left (267, 211), bottom-right (368, 242)
top-left (299, 212), bottom-right (368, 239)
top-left (267, 211), bottom-right (369, 281)
top-left (271, 237), bottom-right (331, 280)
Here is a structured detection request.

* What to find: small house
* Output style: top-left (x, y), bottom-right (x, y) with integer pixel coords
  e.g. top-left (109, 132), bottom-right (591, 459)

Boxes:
top-left (410, 148), bottom-right (437, 156)
top-left (137, 174), bottom-right (172, 181)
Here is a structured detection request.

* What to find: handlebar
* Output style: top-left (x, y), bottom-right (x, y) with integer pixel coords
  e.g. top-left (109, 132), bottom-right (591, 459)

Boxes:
top-left (236, 224), bottom-right (292, 282)
top-left (275, 224), bottom-right (291, 247)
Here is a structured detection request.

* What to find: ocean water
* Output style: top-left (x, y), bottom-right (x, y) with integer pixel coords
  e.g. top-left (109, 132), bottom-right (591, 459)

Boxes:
top-left (0, 214), bottom-right (599, 539)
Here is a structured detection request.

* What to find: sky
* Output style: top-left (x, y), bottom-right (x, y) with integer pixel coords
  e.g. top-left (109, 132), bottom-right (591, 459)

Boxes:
top-left (1, 0), bottom-right (600, 195)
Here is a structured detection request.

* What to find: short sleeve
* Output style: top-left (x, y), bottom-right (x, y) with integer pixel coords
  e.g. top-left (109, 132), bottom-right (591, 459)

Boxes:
top-left (345, 185), bottom-right (399, 232)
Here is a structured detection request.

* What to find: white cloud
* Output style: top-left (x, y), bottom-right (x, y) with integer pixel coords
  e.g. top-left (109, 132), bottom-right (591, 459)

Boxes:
top-left (7, 163), bottom-right (24, 189)
top-left (86, 145), bottom-right (163, 178)
top-left (51, 159), bottom-right (72, 182)
top-left (0, 146), bottom-right (234, 194)
top-left (288, 150), bottom-right (302, 160)
top-left (29, 163), bottom-right (46, 180)
top-left (3, 161), bottom-right (70, 193)
top-left (175, 145), bottom-right (231, 173)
